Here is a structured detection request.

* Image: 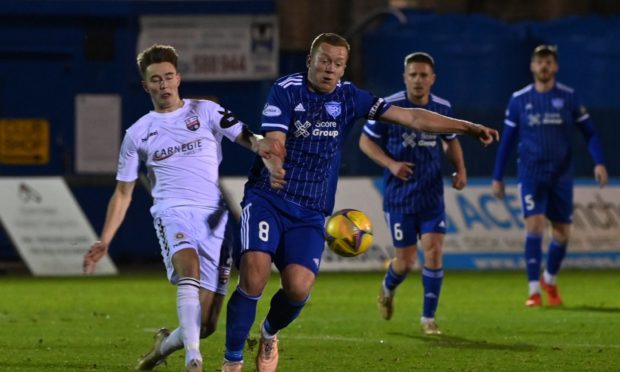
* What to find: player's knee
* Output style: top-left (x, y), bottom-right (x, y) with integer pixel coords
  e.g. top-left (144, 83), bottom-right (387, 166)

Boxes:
top-left (423, 245), bottom-right (443, 267)
top-left (171, 248), bottom-right (200, 278)
top-left (525, 215), bottom-right (546, 234)
top-left (427, 243), bottom-right (443, 257)
top-left (237, 283), bottom-right (264, 299)
top-left (551, 223), bottom-right (571, 243)
top-left (282, 285), bottom-right (311, 302)
top-left (553, 232), bottom-right (570, 244)
top-left (395, 256), bottom-right (416, 272)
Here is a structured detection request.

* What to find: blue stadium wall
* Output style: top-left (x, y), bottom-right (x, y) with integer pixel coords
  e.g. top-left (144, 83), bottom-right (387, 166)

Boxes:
top-left (1, 3), bottom-right (618, 264)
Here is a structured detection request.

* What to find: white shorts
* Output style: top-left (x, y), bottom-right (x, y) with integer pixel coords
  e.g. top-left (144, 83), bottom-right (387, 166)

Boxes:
top-left (153, 206), bottom-right (231, 295)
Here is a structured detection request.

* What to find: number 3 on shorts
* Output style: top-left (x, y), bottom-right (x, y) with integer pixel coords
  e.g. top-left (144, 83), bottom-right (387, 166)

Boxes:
top-left (258, 220), bottom-right (269, 242)
top-left (524, 194), bottom-right (535, 211)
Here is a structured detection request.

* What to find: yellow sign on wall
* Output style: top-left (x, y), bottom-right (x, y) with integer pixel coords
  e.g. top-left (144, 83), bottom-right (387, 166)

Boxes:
top-left (0, 119), bottom-right (50, 164)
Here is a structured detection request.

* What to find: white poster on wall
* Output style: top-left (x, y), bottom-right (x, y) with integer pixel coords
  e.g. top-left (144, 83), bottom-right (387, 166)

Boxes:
top-left (75, 94), bottom-right (121, 174)
top-left (138, 15), bottom-right (278, 81)
top-left (0, 177), bottom-right (117, 276)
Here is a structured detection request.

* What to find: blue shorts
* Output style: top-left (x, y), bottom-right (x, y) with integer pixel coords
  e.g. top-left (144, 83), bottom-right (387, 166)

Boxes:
top-left (239, 188), bottom-right (326, 275)
top-left (385, 209), bottom-right (447, 248)
top-left (518, 176), bottom-right (573, 223)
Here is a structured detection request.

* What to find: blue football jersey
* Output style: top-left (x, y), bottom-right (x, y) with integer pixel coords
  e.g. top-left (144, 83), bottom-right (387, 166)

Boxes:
top-left (246, 72), bottom-right (390, 215)
top-left (505, 82), bottom-right (589, 180)
top-left (363, 91), bottom-right (456, 214)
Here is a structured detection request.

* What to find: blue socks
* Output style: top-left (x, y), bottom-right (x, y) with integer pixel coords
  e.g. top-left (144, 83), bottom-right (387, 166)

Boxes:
top-left (546, 240), bottom-right (567, 275)
top-left (422, 267), bottom-right (443, 318)
top-left (383, 262), bottom-right (408, 291)
top-left (264, 289), bottom-right (308, 335)
top-left (224, 287), bottom-right (260, 362)
top-left (525, 233), bottom-right (543, 282)
top-left (224, 287), bottom-right (308, 362)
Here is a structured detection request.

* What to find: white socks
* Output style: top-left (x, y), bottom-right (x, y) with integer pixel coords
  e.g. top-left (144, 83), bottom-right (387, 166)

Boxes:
top-left (160, 327), bottom-right (183, 356)
top-left (543, 270), bottom-right (557, 285)
top-left (260, 322), bottom-right (277, 340)
top-left (177, 277), bottom-right (202, 364)
top-left (420, 316), bottom-right (434, 325)
top-left (529, 281), bottom-right (541, 295)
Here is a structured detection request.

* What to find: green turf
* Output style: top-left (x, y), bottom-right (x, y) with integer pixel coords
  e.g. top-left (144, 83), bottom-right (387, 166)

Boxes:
top-left (0, 270), bottom-right (619, 371)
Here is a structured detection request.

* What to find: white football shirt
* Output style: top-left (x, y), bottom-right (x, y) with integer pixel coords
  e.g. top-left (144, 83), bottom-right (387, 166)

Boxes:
top-left (117, 99), bottom-right (244, 216)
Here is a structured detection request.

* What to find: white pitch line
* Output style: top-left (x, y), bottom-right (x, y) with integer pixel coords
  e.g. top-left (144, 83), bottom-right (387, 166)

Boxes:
top-left (286, 334), bottom-right (620, 349)
top-left (141, 328), bottom-right (620, 349)
top-left (143, 328), bottom-right (165, 333)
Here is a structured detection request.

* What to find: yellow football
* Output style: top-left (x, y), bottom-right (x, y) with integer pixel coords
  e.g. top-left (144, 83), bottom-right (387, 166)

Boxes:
top-left (325, 209), bottom-right (373, 257)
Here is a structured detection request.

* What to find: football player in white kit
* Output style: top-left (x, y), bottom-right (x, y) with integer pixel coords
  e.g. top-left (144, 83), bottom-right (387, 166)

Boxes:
top-left (82, 44), bottom-right (284, 372)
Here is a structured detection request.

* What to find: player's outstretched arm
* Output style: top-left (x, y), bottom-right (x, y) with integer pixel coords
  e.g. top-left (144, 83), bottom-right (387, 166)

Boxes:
top-left (83, 181), bottom-right (135, 274)
top-left (235, 127), bottom-right (286, 160)
top-left (359, 133), bottom-right (413, 181)
top-left (379, 106), bottom-right (499, 145)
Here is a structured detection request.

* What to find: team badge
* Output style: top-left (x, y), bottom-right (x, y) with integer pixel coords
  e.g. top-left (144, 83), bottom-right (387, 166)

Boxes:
top-left (579, 105), bottom-right (588, 115)
top-left (551, 98), bottom-right (564, 110)
top-left (324, 101), bottom-right (341, 119)
top-left (185, 116), bottom-right (200, 131)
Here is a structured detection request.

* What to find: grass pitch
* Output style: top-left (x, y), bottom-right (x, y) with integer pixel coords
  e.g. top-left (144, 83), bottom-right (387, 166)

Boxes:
top-left (0, 269), bottom-right (619, 371)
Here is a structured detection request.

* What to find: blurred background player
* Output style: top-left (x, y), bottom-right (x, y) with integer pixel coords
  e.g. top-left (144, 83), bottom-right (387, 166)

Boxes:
top-left (359, 52), bottom-right (466, 335)
top-left (491, 44), bottom-right (608, 307)
top-left (222, 33), bottom-right (498, 372)
top-left (82, 44), bottom-right (283, 371)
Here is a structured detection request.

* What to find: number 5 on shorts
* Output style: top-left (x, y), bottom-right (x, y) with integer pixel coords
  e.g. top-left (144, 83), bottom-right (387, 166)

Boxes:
top-left (524, 194), bottom-right (535, 211)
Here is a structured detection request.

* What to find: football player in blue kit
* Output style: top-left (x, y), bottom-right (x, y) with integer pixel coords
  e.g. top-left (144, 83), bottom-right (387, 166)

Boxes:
top-left (360, 52), bottom-right (466, 335)
top-left (492, 45), bottom-right (608, 307)
top-left (222, 33), bottom-right (499, 372)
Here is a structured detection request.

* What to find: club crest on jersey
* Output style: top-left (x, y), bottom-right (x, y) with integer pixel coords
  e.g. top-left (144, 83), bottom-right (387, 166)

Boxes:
top-left (551, 98), bottom-right (564, 110)
top-left (172, 232), bottom-right (191, 247)
top-left (324, 101), bottom-right (341, 119)
top-left (185, 116), bottom-right (200, 131)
